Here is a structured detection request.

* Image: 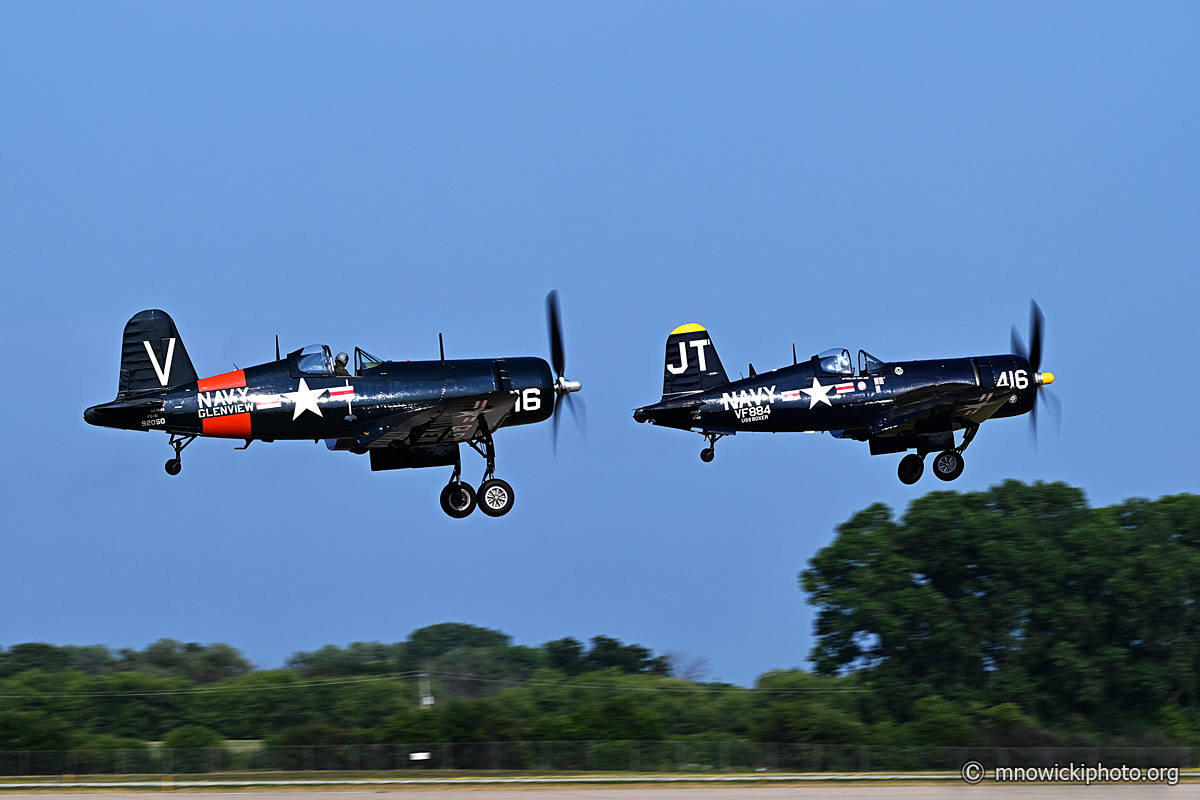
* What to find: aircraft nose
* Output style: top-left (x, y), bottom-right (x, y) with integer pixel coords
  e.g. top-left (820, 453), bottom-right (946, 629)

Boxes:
top-left (1037, 371), bottom-right (1055, 386)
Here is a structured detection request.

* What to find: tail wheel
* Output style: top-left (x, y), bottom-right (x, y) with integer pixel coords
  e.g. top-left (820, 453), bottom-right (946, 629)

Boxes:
top-left (478, 478), bottom-right (515, 517)
top-left (440, 482), bottom-right (477, 518)
top-left (700, 448), bottom-right (715, 463)
top-left (165, 459), bottom-right (182, 476)
top-left (897, 454), bottom-right (923, 485)
top-left (933, 450), bottom-right (965, 481)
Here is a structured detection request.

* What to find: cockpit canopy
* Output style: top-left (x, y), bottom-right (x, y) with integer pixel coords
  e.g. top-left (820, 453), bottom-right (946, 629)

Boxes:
top-left (858, 349), bottom-right (885, 375)
top-left (813, 348), bottom-right (888, 376)
top-left (293, 344), bottom-right (334, 376)
top-left (816, 348), bottom-right (853, 375)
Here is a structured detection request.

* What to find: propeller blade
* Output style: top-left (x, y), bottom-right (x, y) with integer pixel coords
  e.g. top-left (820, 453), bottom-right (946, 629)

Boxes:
top-left (1028, 394), bottom-right (1039, 452)
top-left (1028, 300), bottom-right (1044, 374)
top-left (1011, 326), bottom-right (1026, 360)
top-left (1042, 387), bottom-right (1062, 434)
top-left (552, 391), bottom-right (564, 454)
top-left (565, 394), bottom-right (587, 440)
top-left (546, 290), bottom-right (565, 379)
top-left (546, 289), bottom-right (583, 453)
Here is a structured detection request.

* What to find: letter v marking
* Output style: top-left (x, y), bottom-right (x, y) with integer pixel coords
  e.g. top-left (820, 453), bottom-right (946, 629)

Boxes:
top-left (143, 338), bottom-right (176, 386)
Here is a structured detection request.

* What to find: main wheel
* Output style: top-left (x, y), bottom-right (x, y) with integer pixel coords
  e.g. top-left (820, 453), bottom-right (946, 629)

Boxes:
top-left (897, 454), bottom-right (923, 485)
top-left (478, 478), bottom-right (515, 517)
top-left (700, 447), bottom-right (715, 463)
top-left (933, 450), bottom-right (965, 481)
top-left (439, 482), bottom-right (477, 518)
top-left (165, 458), bottom-right (182, 476)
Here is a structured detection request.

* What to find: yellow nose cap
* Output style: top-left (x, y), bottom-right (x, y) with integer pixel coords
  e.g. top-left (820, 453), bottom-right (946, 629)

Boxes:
top-left (1041, 372), bottom-right (1055, 385)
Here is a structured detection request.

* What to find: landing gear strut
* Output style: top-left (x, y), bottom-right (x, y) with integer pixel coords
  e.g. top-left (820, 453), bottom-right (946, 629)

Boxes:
top-left (897, 422), bottom-right (979, 485)
top-left (164, 434), bottom-right (196, 476)
top-left (933, 421), bottom-right (978, 482)
top-left (440, 418), bottom-right (515, 519)
top-left (467, 420), bottom-right (514, 517)
top-left (699, 432), bottom-right (726, 463)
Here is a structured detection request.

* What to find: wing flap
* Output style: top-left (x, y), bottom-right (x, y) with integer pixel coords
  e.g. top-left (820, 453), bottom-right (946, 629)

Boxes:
top-left (863, 389), bottom-right (1015, 436)
top-left (357, 392), bottom-right (518, 448)
top-left (950, 391), bottom-right (1013, 424)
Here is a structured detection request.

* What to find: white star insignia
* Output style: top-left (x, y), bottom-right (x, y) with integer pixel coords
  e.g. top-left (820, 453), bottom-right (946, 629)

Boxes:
top-left (801, 378), bottom-right (834, 409)
top-left (282, 378), bottom-right (326, 420)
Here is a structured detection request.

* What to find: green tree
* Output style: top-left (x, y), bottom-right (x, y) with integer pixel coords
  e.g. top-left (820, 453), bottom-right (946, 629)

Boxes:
top-left (585, 636), bottom-right (670, 675)
top-left (163, 724), bottom-right (223, 749)
top-left (377, 707), bottom-right (446, 744)
top-left (431, 645), bottom-right (543, 700)
top-left (543, 638), bottom-right (585, 675)
top-left (751, 701), bottom-right (865, 744)
top-left (163, 725), bottom-right (225, 774)
top-left (286, 642), bottom-right (405, 677)
top-left (79, 672), bottom-right (197, 739)
top-left (402, 623), bottom-right (512, 672)
top-left (0, 644), bottom-right (74, 678)
top-left (119, 639), bottom-right (252, 684)
top-left (801, 482), bottom-right (1200, 728)
top-left (567, 695), bottom-right (662, 740)
top-left (0, 710), bottom-right (82, 749)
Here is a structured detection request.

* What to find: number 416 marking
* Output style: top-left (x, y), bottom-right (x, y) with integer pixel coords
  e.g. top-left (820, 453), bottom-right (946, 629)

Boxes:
top-left (996, 370), bottom-right (1029, 390)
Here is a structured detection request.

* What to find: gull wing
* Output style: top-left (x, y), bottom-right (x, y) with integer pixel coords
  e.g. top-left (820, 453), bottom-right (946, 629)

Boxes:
top-left (862, 384), bottom-right (1007, 436)
top-left (355, 391), bottom-right (518, 448)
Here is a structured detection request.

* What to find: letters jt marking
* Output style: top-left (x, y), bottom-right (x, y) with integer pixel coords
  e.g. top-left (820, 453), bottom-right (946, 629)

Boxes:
top-left (667, 339), bottom-right (711, 375)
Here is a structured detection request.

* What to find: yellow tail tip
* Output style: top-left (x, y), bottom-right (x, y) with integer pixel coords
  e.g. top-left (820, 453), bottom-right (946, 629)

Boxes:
top-left (670, 323), bottom-right (707, 335)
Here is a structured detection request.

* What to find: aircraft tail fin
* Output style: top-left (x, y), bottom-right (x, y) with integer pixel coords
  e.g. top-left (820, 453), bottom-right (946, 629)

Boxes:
top-left (118, 309), bottom-right (198, 395)
top-left (661, 323), bottom-right (729, 400)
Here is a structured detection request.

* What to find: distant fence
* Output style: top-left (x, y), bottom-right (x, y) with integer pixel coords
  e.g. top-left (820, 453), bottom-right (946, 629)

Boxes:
top-left (1, 743), bottom-right (1196, 776)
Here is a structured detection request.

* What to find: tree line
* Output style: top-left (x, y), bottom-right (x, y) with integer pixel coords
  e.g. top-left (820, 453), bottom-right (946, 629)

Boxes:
top-left (802, 480), bottom-right (1200, 744)
top-left (0, 625), bottom-right (690, 750)
top-left (3, 482), bottom-right (1197, 753)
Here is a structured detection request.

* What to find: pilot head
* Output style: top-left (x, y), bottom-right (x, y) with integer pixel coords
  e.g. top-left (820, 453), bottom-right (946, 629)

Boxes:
top-left (335, 352), bottom-right (349, 369)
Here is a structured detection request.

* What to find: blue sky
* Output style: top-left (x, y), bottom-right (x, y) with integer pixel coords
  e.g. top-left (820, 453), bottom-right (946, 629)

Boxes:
top-left (2, 2), bottom-right (1196, 686)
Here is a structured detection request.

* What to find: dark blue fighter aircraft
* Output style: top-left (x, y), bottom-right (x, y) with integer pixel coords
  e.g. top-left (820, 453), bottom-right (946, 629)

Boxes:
top-left (84, 293), bottom-right (583, 518)
top-left (633, 303), bottom-right (1057, 484)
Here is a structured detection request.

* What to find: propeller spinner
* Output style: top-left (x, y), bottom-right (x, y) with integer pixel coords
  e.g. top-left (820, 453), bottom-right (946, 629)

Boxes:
top-left (546, 290), bottom-right (584, 450)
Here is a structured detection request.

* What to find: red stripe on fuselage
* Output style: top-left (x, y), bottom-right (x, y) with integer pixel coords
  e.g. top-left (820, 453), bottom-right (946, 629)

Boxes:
top-left (202, 413), bottom-right (251, 438)
top-left (198, 370), bottom-right (246, 391)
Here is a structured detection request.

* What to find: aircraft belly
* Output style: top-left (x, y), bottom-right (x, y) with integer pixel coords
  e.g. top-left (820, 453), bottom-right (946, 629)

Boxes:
top-left (157, 391), bottom-right (200, 435)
